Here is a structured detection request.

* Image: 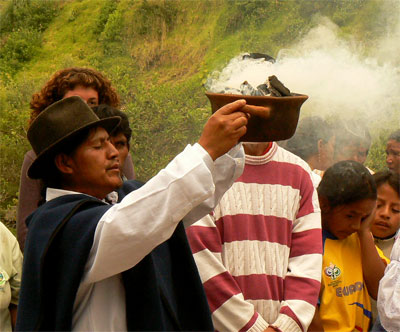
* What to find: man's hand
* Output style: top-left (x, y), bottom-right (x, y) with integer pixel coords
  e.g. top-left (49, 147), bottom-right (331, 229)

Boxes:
top-left (198, 99), bottom-right (249, 160)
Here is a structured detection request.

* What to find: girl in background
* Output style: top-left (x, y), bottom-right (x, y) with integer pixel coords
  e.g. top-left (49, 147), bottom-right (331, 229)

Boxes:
top-left (371, 170), bottom-right (400, 332)
top-left (371, 170), bottom-right (400, 258)
top-left (369, 170), bottom-right (400, 329)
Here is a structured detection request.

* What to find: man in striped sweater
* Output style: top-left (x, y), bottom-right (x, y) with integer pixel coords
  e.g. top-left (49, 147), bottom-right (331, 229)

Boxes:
top-left (186, 142), bottom-right (323, 332)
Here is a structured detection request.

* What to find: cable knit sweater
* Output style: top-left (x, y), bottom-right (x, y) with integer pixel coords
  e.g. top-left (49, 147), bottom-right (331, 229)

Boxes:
top-left (186, 143), bottom-right (322, 332)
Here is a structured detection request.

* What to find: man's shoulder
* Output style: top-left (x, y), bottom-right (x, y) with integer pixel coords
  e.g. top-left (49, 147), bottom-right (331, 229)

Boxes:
top-left (28, 194), bottom-right (107, 231)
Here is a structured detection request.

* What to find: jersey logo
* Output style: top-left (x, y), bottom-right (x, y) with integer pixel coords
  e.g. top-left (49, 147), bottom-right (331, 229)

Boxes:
top-left (324, 262), bottom-right (341, 280)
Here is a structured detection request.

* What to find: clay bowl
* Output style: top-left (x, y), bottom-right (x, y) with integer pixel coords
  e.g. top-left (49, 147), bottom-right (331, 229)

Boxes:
top-left (205, 92), bottom-right (308, 142)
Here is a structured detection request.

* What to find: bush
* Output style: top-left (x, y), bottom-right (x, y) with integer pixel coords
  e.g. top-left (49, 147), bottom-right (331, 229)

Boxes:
top-left (0, 77), bottom-right (33, 211)
top-left (0, 29), bottom-right (42, 75)
top-left (0, 0), bottom-right (59, 34)
top-left (122, 80), bottom-right (208, 181)
top-left (0, 0), bottom-right (59, 76)
top-left (133, 0), bottom-right (178, 38)
top-left (94, 0), bottom-right (118, 36)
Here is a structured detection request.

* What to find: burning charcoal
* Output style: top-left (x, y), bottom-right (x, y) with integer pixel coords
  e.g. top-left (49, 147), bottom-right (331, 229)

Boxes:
top-left (240, 81), bottom-right (258, 96)
top-left (225, 87), bottom-right (241, 94)
top-left (217, 88), bottom-right (241, 94)
top-left (267, 75), bottom-right (291, 96)
top-left (256, 84), bottom-right (270, 96)
top-left (252, 90), bottom-right (265, 96)
top-left (266, 82), bottom-right (281, 96)
top-left (242, 53), bottom-right (276, 63)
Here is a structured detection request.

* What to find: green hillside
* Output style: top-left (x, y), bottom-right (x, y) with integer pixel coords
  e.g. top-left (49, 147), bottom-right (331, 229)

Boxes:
top-left (0, 0), bottom-right (398, 226)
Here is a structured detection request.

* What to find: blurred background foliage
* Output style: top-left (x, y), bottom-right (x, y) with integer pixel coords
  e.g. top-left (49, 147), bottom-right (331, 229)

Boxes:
top-left (0, 0), bottom-right (398, 228)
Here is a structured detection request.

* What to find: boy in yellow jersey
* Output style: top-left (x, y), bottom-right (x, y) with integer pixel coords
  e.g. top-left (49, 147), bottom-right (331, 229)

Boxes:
top-left (309, 161), bottom-right (389, 332)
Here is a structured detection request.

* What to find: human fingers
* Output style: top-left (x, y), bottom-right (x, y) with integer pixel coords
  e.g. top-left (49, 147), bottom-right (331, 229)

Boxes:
top-left (241, 104), bottom-right (272, 118)
top-left (229, 112), bottom-right (249, 130)
top-left (215, 99), bottom-right (247, 115)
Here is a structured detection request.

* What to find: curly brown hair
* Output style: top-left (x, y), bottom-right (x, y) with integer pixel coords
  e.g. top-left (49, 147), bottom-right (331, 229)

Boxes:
top-left (29, 67), bottom-right (120, 125)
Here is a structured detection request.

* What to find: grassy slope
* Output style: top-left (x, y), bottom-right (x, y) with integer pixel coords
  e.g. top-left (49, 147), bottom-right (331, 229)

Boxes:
top-left (0, 0), bottom-right (395, 224)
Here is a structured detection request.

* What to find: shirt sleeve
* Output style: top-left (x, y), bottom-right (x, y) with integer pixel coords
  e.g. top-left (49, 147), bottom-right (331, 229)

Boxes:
top-left (272, 172), bottom-right (322, 332)
top-left (10, 236), bottom-right (23, 305)
top-left (376, 245), bottom-right (390, 265)
top-left (377, 237), bottom-right (400, 332)
top-left (186, 214), bottom-right (270, 332)
top-left (16, 150), bottom-right (42, 252)
top-left (83, 143), bottom-right (244, 283)
top-left (183, 143), bottom-right (244, 226)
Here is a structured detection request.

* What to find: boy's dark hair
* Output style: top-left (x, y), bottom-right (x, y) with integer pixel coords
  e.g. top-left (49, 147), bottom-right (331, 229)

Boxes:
top-left (388, 129), bottom-right (400, 143)
top-left (318, 160), bottom-right (377, 208)
top-left (373, 170), bottom-right (400, 197)
top-left (92, 105), bottom-right (132, 146)
top-left (285, 116), bottom-right (334, 161)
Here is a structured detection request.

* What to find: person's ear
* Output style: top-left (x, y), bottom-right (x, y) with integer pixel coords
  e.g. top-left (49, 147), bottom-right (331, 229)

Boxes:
top-left (54, 153), bottom-right (74, 175)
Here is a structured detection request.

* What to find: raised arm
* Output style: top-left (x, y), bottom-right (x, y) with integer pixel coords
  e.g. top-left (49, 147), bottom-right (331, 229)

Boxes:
top-left (83, 100), bottom-right (249, 282)
top-left (357, 205), bottom-right (387, 300)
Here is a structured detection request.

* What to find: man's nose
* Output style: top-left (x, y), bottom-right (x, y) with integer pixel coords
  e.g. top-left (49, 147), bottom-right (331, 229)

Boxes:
top-left (108, 141), bottom-right (119, 158)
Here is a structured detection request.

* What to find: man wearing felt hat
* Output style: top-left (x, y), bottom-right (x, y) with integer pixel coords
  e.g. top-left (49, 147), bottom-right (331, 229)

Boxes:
top-left (15, 95), bottom-right (250, 331)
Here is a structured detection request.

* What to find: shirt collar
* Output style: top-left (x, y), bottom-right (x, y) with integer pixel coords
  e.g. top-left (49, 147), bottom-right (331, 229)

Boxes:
top-left (46, 188), bottom-right (86, 202)
top-left (245, 142), bottom-right (278, 165)
top-left (46, 187), bottom-right (118, 205)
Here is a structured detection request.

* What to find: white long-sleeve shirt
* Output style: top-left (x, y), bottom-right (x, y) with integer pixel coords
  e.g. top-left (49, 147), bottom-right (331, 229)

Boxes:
top-left (377, 235), bottom-right (400, 332)
top-left (45, 143), bottom-right (244, 331)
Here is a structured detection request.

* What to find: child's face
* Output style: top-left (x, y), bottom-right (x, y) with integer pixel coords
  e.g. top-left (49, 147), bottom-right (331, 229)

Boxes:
top-left (386, 139), bottom-right (400, 174)
top-left (371, 183), bottom-right (400, 238)
top-left (322, 198), bottom-right (376, 239)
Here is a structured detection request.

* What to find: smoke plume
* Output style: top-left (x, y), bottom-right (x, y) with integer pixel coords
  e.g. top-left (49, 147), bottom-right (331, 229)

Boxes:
top-left (206, 16), bottom-right (400, 130)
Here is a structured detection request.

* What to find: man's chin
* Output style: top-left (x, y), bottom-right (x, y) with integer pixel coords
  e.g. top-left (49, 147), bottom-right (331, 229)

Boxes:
top-left (112, 178), bottom-right (123, 190)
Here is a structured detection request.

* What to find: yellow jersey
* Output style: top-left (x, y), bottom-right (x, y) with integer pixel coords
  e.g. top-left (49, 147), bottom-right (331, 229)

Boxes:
top-left (320, 231), bottom-right (388, 332)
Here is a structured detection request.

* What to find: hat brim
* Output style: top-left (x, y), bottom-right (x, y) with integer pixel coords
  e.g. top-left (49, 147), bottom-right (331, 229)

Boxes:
top-left (28, 116), bottom-right (121, 179)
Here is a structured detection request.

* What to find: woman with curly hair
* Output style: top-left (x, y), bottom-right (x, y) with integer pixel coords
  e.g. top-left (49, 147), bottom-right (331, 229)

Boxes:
top-left (28, 67), bottom-right (120, 124)
top-left (17, 67), bottom-right (135, 251)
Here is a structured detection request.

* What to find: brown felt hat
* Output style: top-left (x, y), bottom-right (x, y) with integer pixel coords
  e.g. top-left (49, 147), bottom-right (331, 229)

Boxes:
top-left (27, 96), bottom-right (121, 179)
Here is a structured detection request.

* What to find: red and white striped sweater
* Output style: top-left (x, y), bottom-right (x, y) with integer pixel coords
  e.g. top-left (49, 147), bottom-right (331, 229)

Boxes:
top-left (187, 143), bottom-right (322, 332)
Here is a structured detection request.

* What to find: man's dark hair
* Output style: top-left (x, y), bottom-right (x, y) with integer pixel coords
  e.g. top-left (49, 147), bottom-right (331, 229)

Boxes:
top-left (285, 116), bottom-right (334, 161)
top-left (92, 105), bottom-right (132, 146)
top-left (318, 160), bottom-right (377, 208)
top-left (40, 128), bottom-right (92, 201)
top-left (388, 129), bottom-right (400, 143)
top-left (373, 170), bottom-right (400, 197)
